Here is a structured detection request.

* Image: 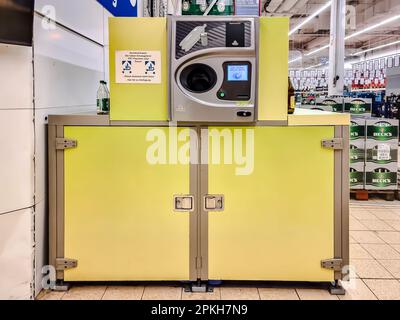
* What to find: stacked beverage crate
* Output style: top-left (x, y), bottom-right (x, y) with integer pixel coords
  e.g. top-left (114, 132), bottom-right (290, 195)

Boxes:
top-left (344, 97), bottom-right (373, 117)
top-left (365, 118), bottom-right (399, 190)
top-left (350, 118), bottom-right (366, 189)
top-left (315, 96), bottom-right (344, 112)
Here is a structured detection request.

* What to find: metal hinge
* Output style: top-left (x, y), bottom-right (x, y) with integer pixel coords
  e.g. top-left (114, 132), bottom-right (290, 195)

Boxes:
top-left (56, 138), bottom-right (77, 150)
top-left (321, 258), bottom-right (343, 271)
top-left (322, 138), bottom-right (344, 150)
top-left (196, 257), bottom-right (202, 269)
top-left (56, 258), bottom-right (78, 271)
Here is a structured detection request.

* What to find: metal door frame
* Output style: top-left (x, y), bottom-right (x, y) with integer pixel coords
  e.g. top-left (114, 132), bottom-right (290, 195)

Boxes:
top-left (199, 124), bottom-right (350, 281)
top-left (48, 116), bottom-right (201, 282)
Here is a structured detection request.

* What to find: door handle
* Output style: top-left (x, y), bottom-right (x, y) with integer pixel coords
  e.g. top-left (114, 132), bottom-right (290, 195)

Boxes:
top-left (204, 195), bottom-right (224, 212)
top-left (174, 195), bottom-right (195, 212)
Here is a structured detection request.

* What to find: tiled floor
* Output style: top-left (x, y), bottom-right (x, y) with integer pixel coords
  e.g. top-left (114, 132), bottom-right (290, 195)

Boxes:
top-left (37, 200), bottom-right (400, 301)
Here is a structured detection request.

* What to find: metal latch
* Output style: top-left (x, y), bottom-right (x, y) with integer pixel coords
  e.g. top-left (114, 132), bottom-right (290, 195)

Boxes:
top-left (321, 258), bottom-right (343, 271)
top-left (174, 195), bottom-right (194, 212)
top-left (56, 138), bottom-right (77, 150)
top-left (56, 258), bottom-right (78, 271)
top-left (322, 138), bottom-right (343, 150)
top-left (204, 195), bottom-right (224, 212)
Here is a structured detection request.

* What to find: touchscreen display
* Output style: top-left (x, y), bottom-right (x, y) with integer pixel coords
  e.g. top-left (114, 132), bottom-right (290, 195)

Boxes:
top-left (227, 65), bottom-right (248, 81)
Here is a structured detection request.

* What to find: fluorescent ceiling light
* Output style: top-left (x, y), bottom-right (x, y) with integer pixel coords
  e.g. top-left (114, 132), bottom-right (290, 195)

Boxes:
top-left (289, 56), bottom-right (303, 64)
top-left (352, 40), bottom-right (400, 55)
top-left (288, 1), bottom-right (332, 36)
top-left (305, 44), bottom-right (330, 56)
top-left (304, 14), bottom-right (400, 58)
top-left (345, 15), bottom-right (400, 40)
top-left (304, 62), bottom-right (328, 70)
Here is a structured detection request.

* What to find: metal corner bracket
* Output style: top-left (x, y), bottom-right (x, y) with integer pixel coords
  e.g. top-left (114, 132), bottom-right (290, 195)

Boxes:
top-left (322, 138), bottom-right (344, 150)
top-left (56, 258), bottom-right (78, 271)
top-left (56, 138), bottom-right (77, 150)
top-left (321, 258), bottom-right (343, 272)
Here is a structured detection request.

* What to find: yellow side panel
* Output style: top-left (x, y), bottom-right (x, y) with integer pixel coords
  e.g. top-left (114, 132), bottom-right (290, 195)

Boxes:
top-left (109, 18), bottom-right (168, 121)
top-left (258, 17), bottom-right (289, 121)
top-left (208, 126), bottom-right (335, 281)
top-left (64, 127), bottom-right (189, 281)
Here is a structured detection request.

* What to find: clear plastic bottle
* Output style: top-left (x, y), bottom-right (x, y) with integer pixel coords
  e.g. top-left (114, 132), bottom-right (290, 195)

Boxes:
top-left (97, 81), bottom-right (110, 115)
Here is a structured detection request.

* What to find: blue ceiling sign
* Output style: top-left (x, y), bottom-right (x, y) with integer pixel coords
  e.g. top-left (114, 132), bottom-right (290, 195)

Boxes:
top-left (97, 0), bottom-right (139, 17)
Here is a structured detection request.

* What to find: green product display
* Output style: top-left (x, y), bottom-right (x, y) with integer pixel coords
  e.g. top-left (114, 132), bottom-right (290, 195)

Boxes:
top-left (366, 119), bottom-right (399, 142)
top-left (365, 169), bottom-right (397, 188)
top-left (344, 99), bottom-right (372, 115)
top-left (350, 144), bottom-right (365, 164)
top-left (366, 145), bottom-right (398, 165)
top-left (350, 119), bottom-right (365, 140)
top-left (350, 167), bottom-right (364, 189)
top-left (315, 97), bottom-right (344, 113)
top-left (181, 0), bottom-right (234, 15)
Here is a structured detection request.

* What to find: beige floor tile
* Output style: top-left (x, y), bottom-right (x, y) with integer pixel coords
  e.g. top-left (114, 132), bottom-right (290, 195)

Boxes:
top-left (361, 219), bottom-right (394, 231)
top-left (377, 231), bottom-right (400, 244)
top-left (349, 218), bottom-right (368, 231)
top-left (37, 290), bottom-right (65, 300)
top-left (385, 220), bottom-right (400, 231)
top-left (62, 286), bottom-right (107, 300)
top-left (296, 289), bottom-right (338, 300)
top-left (351, 211), bottom-right (379, 220)
top-left (391, 244), bottom-right (400, 253)
top-left (350, 259), bottom-right (393, 279)
top-left (220, 287), bottom-right (260, 300)
top-left (364, 279), bottom-right (400, 300)
top-left (371, 211), bottom-right (400, 221)
top-left (362, 244), bottom-right (400, 260)
top-left (350, 243), bottom-right (373, 259)
top-left (379, 260), bottom-right (400, 278)
top-left (182, 288), bottom-right (221, 300)
top-left (351, 231), bottom-right (385, 244)
top-left (258, 288), bottom-right (299, 300)
top-left (142, 286), bottom-right (182, 300)
top-left (102, 286), bottom-right (144, 300)
top-left (349, 235), bottom-right (357, 244)
top-left (339, 279), bottom-right (377, 300)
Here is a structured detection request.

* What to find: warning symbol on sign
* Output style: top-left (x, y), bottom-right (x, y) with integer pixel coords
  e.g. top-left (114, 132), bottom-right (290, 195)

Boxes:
top-left (145, 61), bottom-right (156, 74)
top-left (122, 60), bottom-right (132, 74)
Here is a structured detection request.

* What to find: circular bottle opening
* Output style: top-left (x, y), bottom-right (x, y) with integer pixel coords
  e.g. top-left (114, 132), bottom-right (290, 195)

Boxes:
top-left (180, 63), bottom-right (217, 94)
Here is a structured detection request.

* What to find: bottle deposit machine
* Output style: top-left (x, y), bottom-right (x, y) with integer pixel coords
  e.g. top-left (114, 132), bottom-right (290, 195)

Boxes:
top-left (169, 16), bottom-right (258, 122)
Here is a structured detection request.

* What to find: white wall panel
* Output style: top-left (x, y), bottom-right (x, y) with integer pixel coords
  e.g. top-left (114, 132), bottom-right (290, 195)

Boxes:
top-left (0, 110), bottom-right (34, 214)
top-left (32, 7), bottom-right (105, 297)
top-left (103, 10), bottom-right (112, 84)
top-left (34, 200), bottom-right (46, 297)
top-left (0, 44), bottom-right (33, 110)
top-left (34, 0), bottom-right (105, 44)
top-left (0, 209), bottom-right (33, 300)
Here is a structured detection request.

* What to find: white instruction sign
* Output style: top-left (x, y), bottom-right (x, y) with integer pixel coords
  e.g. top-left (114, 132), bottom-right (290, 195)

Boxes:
top-left (377, 144), bottom-right (391, 161)
top-left (115, 51), bottom-right (161, 84)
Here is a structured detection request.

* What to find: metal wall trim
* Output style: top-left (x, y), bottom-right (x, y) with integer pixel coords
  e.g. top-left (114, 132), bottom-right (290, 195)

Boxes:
top-left (48, 125), bottom-right (57, 277)
top-left (49, 115), bottom-right (110, 126)
top-left (56, 125), bottom-right (65, 280)
top-left (334, 125), bottom-right (350, 280)
top-left (200, 127), bottom-right (209, 280)
top-left (50, 115), bottom-right (289, 128)
top-left (189, 127), bottom-right (200, 281)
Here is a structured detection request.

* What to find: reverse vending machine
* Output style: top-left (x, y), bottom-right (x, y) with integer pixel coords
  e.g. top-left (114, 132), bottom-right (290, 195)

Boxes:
top-left (169, 16), bottom-right (258, 122)
top-left (48, 17), bottom-right (350, 295)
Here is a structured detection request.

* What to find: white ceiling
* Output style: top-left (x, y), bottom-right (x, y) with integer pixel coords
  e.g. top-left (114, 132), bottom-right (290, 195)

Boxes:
top-left (262, 0), bottom-right (400, 67)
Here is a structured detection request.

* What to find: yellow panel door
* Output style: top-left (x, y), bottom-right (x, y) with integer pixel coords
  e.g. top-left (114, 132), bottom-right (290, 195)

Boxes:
top-left (64, 127), bottom-right (190, 281)
top-left (208, 126), bottom-right (335, 282)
